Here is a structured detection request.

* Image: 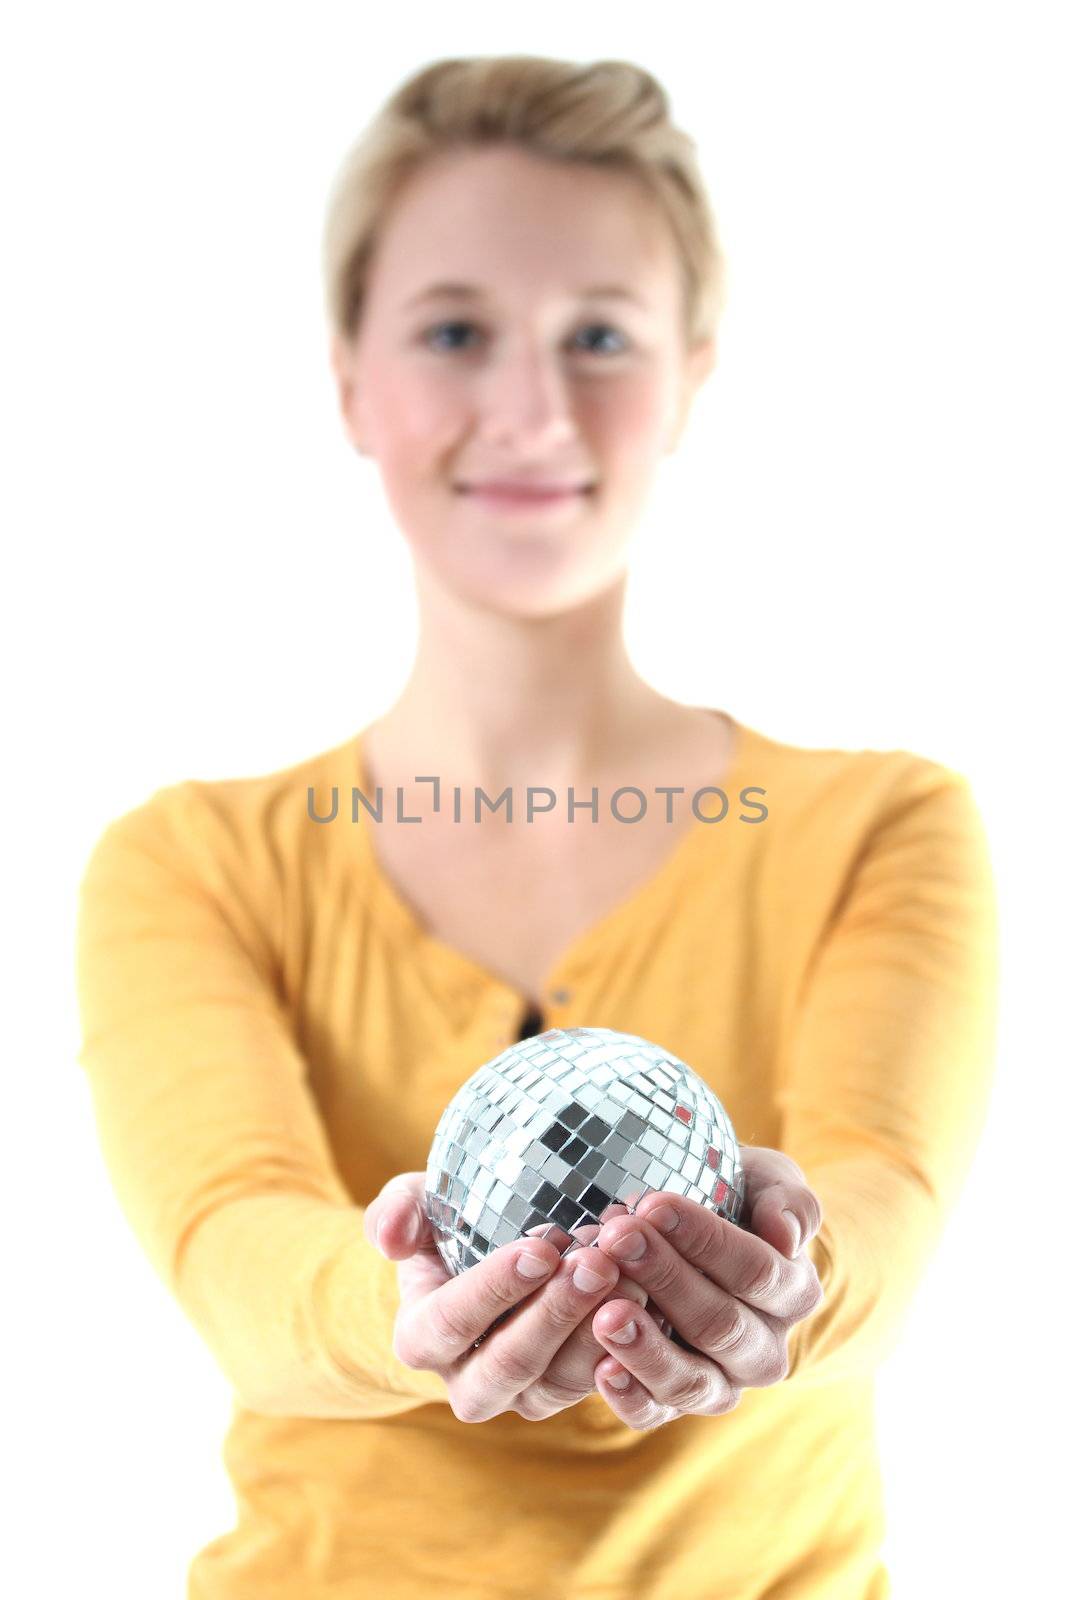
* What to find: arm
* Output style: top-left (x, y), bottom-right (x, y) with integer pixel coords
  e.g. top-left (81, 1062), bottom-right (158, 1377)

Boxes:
top-left (779, 763), bottom-right (1000, 1387)
top-left (74, 784), bottom-right (448, 1420)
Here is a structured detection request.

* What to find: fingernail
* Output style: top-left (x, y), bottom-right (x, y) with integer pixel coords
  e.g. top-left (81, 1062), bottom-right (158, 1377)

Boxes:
top-left (617, 1284), bottom-right (649, 1308)
top-left (517, 1251), bottom-right (553, 1278)
top-left (573, 1264), bottom-right (613, 1293)
top-left (783, 1210), bottom-right (802, 1257)
top-left (607, 1319), bottom-right (637, 1344)
top-left (402, 1206), bottom-right (420, 1247)
top-left (647, 1204), bottom-right (679, 1233)
top-left (606, 1231), bottom-right (647, 1261)
top-left (606, 1371), bottom-right (631, 1390)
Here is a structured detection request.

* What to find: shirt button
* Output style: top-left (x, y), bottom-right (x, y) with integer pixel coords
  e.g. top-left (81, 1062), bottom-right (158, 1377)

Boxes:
top-left (550, 986), bottom-right (572, 1005)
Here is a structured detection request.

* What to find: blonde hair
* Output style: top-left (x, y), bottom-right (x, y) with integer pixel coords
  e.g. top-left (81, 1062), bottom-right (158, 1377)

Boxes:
top-left (321, 55), bottom-right (727, 350)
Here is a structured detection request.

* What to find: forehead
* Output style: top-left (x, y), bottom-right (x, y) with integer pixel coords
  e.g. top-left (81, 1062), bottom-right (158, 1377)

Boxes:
top-left (366, 144), bottom-right (680, 309)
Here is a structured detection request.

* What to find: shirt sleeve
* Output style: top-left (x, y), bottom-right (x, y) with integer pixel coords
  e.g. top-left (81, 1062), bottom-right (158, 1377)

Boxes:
top-left (778, 762), bottom-right (1000, 1387)
top-left (74, 782), bottom-right (449, 1420)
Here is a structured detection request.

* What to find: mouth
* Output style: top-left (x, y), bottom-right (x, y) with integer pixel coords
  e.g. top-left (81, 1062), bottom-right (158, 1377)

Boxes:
top-left (455, 482), bottom-right (596, 509)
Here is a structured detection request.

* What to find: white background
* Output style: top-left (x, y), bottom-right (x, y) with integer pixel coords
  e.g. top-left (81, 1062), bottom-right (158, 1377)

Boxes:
top-left (3, 3), bottom-right (1063, 1595)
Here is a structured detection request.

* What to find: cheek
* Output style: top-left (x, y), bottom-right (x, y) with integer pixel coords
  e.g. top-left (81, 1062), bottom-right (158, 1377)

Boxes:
top-left (579, 371), bottom-right (677, 459)
top-left (366, 365), bottom-right (464, 477)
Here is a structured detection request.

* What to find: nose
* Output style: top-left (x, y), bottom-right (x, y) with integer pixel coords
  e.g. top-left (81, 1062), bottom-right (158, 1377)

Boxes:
top-left (475, 337), bottom-right (578, 450)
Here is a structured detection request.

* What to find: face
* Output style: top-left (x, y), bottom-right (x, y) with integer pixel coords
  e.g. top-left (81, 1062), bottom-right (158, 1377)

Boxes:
top-left (331, 144), bottom-right (715, 616)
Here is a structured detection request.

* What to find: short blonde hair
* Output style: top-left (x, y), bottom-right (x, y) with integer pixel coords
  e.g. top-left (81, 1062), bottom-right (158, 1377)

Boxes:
top-left (321, 55), bottom-right (727, 349)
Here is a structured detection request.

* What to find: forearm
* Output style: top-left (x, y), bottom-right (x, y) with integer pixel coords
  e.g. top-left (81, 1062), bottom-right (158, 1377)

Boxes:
top-left (784, 1155), bottom-right (940, 1388)
top-left (176, 1190), bottom-right (449, 1419)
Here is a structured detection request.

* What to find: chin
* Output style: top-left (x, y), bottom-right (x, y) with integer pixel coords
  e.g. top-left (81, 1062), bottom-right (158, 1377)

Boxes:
top-left (442, 558), bottom-right (629, 619)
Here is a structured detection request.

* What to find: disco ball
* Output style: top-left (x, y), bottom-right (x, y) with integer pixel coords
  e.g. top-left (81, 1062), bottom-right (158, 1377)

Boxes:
top-left (425, 1026), bottom-right (746, 1288)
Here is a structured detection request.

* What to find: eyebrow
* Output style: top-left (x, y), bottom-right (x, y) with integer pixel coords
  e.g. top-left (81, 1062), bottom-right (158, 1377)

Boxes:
top-left (401, 282), bottom-right (650, 311)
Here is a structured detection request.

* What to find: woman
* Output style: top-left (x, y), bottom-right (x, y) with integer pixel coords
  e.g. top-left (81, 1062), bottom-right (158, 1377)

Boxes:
top-left (75, 55), bottom-right (999, 1600)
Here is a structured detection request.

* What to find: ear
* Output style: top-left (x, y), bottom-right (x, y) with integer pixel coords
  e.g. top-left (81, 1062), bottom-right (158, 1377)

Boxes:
top-left (687, 334), bottom-right (718, 389)
top-left (329, 331), bottom-right (371, 457)
top-left (664, 334), bottom-right (717, 455)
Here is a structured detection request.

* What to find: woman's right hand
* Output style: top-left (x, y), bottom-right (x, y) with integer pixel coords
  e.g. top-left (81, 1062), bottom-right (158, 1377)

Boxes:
top-left (364, 1171), bottom-right (650, 1423)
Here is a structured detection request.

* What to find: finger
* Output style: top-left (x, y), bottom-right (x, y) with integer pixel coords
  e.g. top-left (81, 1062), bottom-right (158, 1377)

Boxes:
top-left (528, 1205), bottom-right (630, 1257)
top-left (393, 1235), bottom-right (564, 1375)
top-left (450, 1246), bottom-right (625, 1422)
top-left (593, 1213), bottom-right (788, 1387)
top-left (591, 1303), bottom-right (740, 1421)
top-left (592, 1356), bottom-right (673, 1430)
top-left (735, 1146), bottom-right (823, 1258)
top-left (364, 1173), bottom-right (432, 1258)
top-left (393, 1235), bottom-right (455, 1313)
top-left (372, 1198), bottom-right (427, 1257)
top-left (524, 1222), bottom-right (576, 1254)
top-left (571, 1201), bottom-right (631, 1239)
top-left (521, 1201), bottom-right (630, 1259)
top-left (646, 1303), bottom-right (672, 1336)
top-left (747, 1182), bottom-right (823, 1261)
top-left (626, 1192), bottom-right (823, 1322)
top-left (521, 1276), bottom-right (650, 1418)
top-left (563, 1222), bottom-right (602, 1247)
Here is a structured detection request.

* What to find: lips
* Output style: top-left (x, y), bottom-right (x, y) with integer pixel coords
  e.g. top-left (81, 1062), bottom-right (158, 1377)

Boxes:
top-left (456, 481), bottom-right (594, 504)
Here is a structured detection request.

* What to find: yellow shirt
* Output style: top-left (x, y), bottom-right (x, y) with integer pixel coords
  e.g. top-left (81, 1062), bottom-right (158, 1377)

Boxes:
top-left (73, 714), bottom-right (999, 1600)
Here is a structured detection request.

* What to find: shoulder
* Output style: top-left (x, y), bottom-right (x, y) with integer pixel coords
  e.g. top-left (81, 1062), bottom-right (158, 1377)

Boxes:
top-left (79, 731), bottom-right (364, 905)
top-left (733, 721), bottom-right (992, 927)
top-left (740, 719), bottom-right (980, 834)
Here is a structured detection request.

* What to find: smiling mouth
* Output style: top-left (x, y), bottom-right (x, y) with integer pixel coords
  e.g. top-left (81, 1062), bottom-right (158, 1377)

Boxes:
top-left (455, 483), bottom-right (595, 506)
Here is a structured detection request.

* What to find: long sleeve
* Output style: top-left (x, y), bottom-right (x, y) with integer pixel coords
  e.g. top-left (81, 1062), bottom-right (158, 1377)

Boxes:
top-left (74, 783), bottom-right (448, 1420)
top-left (779, 763), bottom-right (1000, 1388)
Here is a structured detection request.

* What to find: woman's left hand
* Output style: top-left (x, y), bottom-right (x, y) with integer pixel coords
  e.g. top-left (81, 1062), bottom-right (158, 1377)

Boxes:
top-left (589, 1144), bottom-right (825, 1429)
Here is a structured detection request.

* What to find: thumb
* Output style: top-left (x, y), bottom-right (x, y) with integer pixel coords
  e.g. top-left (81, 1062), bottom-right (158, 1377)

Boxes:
top-left (746, 1184), bottom-right (804, 1259)
top-left (738, 1144), bottom-right (821, 1260)
top-left (364, 1172), bottom-right (431, 1257)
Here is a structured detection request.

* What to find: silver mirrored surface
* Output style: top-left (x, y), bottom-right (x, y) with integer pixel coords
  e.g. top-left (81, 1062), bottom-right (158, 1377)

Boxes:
top-left (426, 1026), bottom-right (745, 1282)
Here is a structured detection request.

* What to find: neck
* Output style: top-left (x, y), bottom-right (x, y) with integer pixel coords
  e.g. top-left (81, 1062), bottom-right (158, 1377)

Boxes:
top-left (364, 566), bottom-right (678, 798)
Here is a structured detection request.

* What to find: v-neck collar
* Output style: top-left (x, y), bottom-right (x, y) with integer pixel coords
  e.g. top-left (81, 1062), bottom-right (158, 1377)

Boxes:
top-left (345, 709), bottom-right (761, 1015)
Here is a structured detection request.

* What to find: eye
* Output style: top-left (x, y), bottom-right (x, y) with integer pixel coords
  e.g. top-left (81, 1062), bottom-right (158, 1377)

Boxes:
top-left (422, 320), bottom-right (481, 352)
top-left (419, 320), bottom-right (630, 356)
top-left (572, 323), bottom-right (629, 356)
